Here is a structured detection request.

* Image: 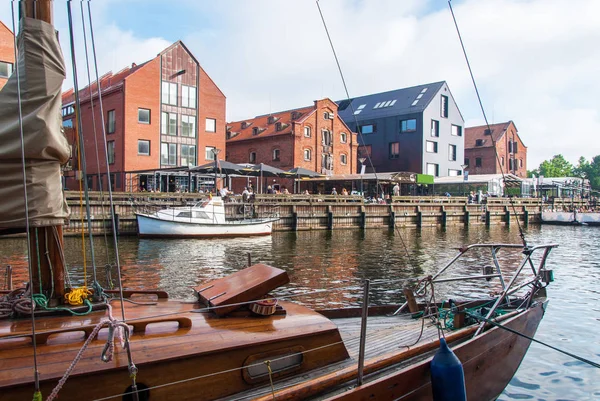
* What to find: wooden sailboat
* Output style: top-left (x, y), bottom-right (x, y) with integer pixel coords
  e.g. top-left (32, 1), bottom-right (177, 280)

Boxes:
top-left (0, 1), bottom-right (558, 401)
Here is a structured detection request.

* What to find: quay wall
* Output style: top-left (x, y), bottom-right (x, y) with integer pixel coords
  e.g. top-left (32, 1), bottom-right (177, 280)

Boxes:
top-left (56, 191), bottom-right (577, 236)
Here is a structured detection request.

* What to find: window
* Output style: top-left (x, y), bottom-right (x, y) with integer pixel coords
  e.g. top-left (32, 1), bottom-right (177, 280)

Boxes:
top-left (0, 61), bottom-right (13, 78)
top-left (181, 85), bottom-right (196, 108)
top-left (249, 151), bottom-right (256, 163)
top-left (359, 145), bottom-right (372, 158)
top-left (431, 120), bottom-right (439, 137)
top-left (107, 141), bottom-right (115, 164)
top-left (340, 154), bottom-right (347, 165)
top-left (448, 144), bottom-right (457, 161)
top-left (63, 119), bottom-right (73, 128)
top-left (519, 159), bottom-right (523, 168)
top-left (205, 118), bottom-right (216, 133)
top-left (304, 126), bottom-right (311, 137)
top-left (440, 95), bottom-right (448, 118)
top-left (138, 108), bottom-right (150, 124)
top-left (448, 169), bottom-right (461, 176)
top-left (322, 154), bottom-right (333, 170)
top-left (138, 140), bottom-right (150, 156)
top-left (275, 122), bottom-right (282, 131)
top-left (389, 142), bottom-right (400, 159)
top-left (161, 112), bottom-right (177, 136)
top-left (400, 119), bottom-right (417, 133)
top-left (161, 81), bottom-right (177, 106)
top-left (303, 149), bottom-right (311, 161)
top-left (322, 130), bottom-right (332, 146)
top-left (273, 149), bottom-right (280, 161)
top-left (464, 158), bottom-right (469, 167)
top-left (181, 145), bottom-right (196, 167)
top-left (475, 157), bottom-right (482, 167)
top-left (451, 125), bottom-right (462, 137)
top-left (426, 163), bottom-right (439, 177)
top-left (62, 105), bottom-right (75, 116)
top-left (501, 156), bottom-right (505, 166)
top-left (107, 110), bottom-right (116, 134)
top-left (182, 115), bottom-right (196, 137)
top-left (512, 141), bottom-right (518, 153)
top-left (161, 143), bottom-right (177, 165)
top-left (426, 141), bottom-right (438, 153)
top-left (252, 127), bottom-right (259, 136)
top-left (508, 141), bottom-right (513, 153)
top-left (475, 139), bottom-right (484, 146)
top-left (360, 124), bottom-right (374, 134)
top-left (340, 132), bottom-right (347, 144)
top-left (509, 159), bottom-right (514, 171)
top-left (205, 146), bottom-right (216, 161)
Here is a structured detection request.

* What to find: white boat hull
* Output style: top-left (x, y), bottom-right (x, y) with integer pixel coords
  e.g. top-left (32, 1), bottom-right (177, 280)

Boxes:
top-left (136, 213), bottom-right (277, 237)
top-left (541, 211), bottom-right (600, 226)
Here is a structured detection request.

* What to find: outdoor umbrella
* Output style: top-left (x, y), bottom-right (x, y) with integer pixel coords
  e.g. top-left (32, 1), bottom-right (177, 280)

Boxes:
top-left (189, 160), bottom-right (248, 175)
top-left (287, 167), bottom-right (324, 193)
top-left (247, 163), bottom-right (294, 193)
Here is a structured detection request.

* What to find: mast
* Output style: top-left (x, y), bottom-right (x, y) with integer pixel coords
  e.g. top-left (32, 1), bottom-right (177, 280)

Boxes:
top-left (22, 0), bottom-right (67, 305)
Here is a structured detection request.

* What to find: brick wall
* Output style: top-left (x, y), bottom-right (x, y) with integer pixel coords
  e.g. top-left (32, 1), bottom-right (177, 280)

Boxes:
top-left (124, 57), bottom-right (161, 176)
top-left (0, 21), bottom-right (15, 91)
top-left (198, 66), bottom-right (226, 165)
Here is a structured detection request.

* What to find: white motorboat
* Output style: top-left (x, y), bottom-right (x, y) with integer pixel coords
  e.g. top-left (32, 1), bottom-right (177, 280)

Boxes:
top-left (541, 210), bottom-right (600, 226)
top-left (136, 196), bottom-right (278, 237)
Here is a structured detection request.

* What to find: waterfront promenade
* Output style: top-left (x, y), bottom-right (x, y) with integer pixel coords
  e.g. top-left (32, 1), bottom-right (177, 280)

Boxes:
top-left (62, 191), bottom-right (589, 236)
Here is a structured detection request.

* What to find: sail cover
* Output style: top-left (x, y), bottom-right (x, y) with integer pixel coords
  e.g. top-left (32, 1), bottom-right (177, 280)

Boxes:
top-left (0, 17), bottom-right (70, 228)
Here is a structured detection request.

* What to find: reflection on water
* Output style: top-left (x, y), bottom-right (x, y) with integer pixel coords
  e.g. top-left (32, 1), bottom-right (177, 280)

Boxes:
top-left (0, 225), bottom-right (598, 399)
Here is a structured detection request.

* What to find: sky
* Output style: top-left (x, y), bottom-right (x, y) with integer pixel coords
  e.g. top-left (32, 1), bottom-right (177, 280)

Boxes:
top-left (1, 0), bottom-right (599, 169)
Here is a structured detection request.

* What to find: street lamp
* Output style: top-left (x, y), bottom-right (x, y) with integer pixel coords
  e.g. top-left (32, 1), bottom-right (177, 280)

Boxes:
top-left (359, 157), bottom-right (366, 197)
top-left (211, 148), bottom-right (221, 194)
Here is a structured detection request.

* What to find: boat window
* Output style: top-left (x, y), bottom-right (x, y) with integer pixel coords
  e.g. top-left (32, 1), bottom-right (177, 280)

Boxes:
top-left (193, 211), bottom-right (210, 219)
top-left (177, 211), bottom-right (192, 218)
top-left (244, 352), bottom-right (303, 380)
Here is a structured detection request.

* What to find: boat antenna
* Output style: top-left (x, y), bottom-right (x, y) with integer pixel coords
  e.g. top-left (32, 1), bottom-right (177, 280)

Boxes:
top-left (448, 0), bottom-right (528, 247)
top-left (315, 0), bottom-right (383, 199)
top-left (10, 1), bottom-right (41, 396)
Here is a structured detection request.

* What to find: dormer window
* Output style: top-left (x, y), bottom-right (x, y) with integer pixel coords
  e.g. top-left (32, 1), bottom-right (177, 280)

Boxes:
top-left (476, 139), bottom-right (484, 146)
top-left (268, 116), bottom-right (275, 124)
top-left (291, 111), bottom-right (301, 120)
top-left (484, 129), bottom-right (492, 135)
top-left (252, 127), bottom-right (259, 136)
top-left (275, 122), bottom-right (282, 131)
top-left (241, 121), bottom-right (249, 129)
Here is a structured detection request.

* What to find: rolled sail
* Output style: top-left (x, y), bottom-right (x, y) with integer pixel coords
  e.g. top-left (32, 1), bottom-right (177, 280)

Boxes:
top-left (0, 17), bottom-right (70, 228)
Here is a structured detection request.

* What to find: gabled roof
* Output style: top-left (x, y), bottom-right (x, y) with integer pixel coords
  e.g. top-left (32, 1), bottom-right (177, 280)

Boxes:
top-left (226, 106), bottom-right (314, 142)
top-left (61, 60), bottom-right (151, 105)
top-left (464, 121), bottom-right (513, 149)
top-left (337, 81), bottom-right (446, 122)
top-left (0, 20), bottom-right (14, 36)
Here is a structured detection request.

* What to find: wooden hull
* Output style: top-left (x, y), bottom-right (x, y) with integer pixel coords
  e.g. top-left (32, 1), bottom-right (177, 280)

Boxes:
top-left (322, 301), bottom-right (546, 401)
top-left (136, 213), bottom-right (277, 237)
top-left (0, 300), bottom-right (349, 401)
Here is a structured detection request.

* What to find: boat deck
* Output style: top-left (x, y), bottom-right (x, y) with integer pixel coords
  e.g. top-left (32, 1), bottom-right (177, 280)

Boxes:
top-left (220, 313), bottom-right (442, 401)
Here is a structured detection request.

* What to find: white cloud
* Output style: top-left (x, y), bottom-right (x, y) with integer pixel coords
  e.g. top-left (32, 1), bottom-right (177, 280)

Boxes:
top-left (2, 0), bottom-right (599, 169)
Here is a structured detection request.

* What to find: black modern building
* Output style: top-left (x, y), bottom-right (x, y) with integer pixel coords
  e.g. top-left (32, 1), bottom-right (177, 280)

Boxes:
top-left (338, 81), bottom-right (465, 177)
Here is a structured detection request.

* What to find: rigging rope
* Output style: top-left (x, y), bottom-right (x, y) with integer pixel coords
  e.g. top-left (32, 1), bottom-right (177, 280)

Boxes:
top-left (10, 1), bottom-right (41, 394)
top-left (466, 310), bottom-right (600, 369)
top-left (448, 0), bottom-right (528, 247)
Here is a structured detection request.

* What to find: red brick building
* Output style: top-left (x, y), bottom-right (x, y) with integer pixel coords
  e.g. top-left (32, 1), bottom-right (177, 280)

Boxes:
top-left (464, 121), bottom-right (527, 177)
top-left (0, 21), bottom-right (15, 91)
top-left (62, 41), bottom-right (226, 192)
top-left (226, 99), bottom-right (358, 193)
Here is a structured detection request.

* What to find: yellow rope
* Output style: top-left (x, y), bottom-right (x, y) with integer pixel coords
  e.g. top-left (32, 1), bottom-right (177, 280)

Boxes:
top-left (74, 107), bottom-right (87, 287)
top-left (265, 360), bottom-right (276, 400)
top-left (64, 287), bottom-right (92, 306)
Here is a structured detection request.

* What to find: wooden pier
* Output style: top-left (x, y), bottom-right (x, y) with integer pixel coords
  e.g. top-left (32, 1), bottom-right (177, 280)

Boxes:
top-left (56, 191), bottom-right (581, 236)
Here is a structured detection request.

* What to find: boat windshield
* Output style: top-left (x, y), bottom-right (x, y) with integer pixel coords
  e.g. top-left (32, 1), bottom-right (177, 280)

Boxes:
top-left (193, 200), bottom-right (211, 209)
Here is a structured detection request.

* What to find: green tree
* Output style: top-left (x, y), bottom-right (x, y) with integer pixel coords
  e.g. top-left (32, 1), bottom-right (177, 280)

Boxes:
top-left (533, 154), bottom-right (573, 178)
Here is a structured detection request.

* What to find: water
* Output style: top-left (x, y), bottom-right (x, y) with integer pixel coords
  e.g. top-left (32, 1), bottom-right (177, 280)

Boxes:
top-left (1, 225), bottom-right (598, 400)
